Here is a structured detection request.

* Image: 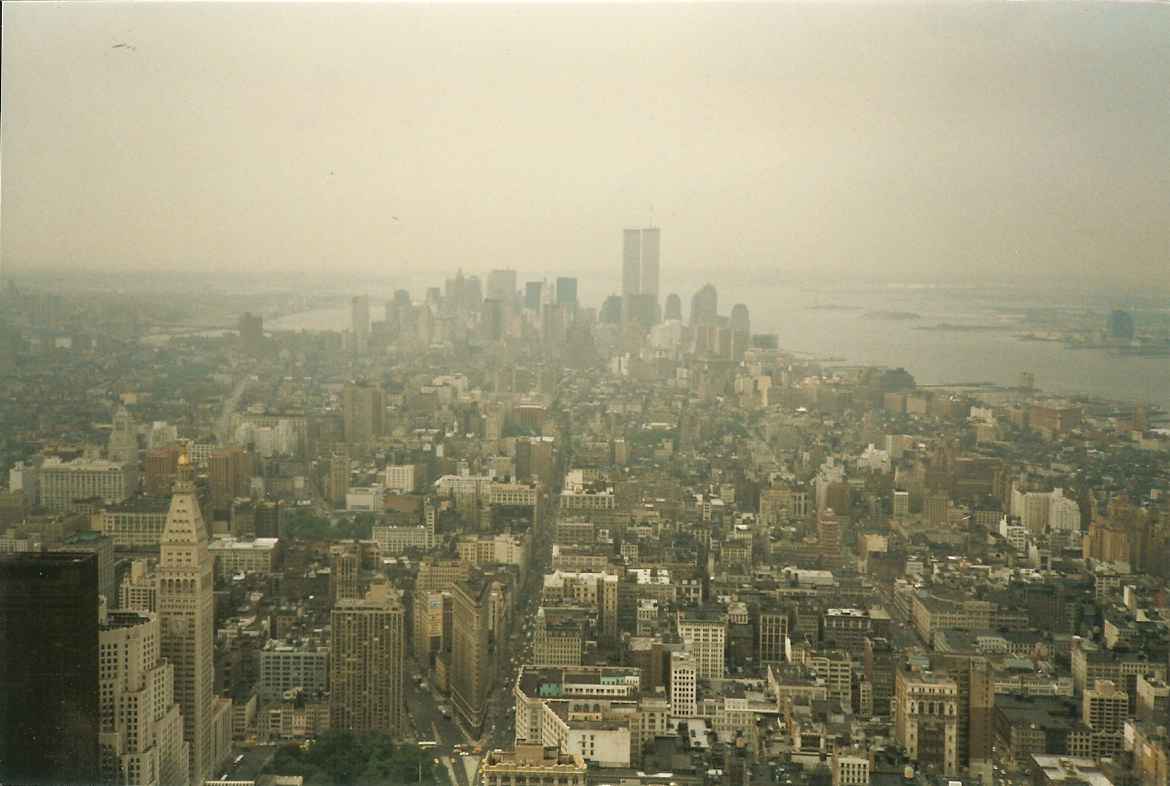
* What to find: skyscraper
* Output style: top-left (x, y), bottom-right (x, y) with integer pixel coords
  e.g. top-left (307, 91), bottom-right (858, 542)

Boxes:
top-left (342, 380), bottom-right (385, 451)
top-left (351, 295), bottom-right (370, 354)
top-left (0, 552), bottom-right (101, 786)
top-left (621, 227), bottom-right (661, 322)
top-left (690, 284), bottom-right (718, 326)
top-left (640, 227), bottom-right (660, 300)
top-left (486, 269), bottom-right (518, 303)
top-left (524, 281), bottom-right (544, 311)
top-left (98, 611), bottom-right (189, 786)
top-left (330, 583), bottom-right (406, 737)
top-left (237, 312), bottom-right (264, 356)
top-left (158, 451), bottom-right (215, 785)
top-left (208, 447), bottom-right (252, 516)
top-left (664, 293), bottom-right (682, 321)
top-left (108, 405), bottom-right (139, 465)
top-left (451, 574), bottom-right (492, 735)
top-left (555, 277), bottom-right (578, 308)
top-left (730, 303), bottom-right (751, 361)
top-left (327, 451), bottom-right (350, 509)
top-left (621, 229), bottom-right (642, 315)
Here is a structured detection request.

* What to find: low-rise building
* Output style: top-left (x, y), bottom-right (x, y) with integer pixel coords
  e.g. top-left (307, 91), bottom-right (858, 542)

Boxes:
top-left (208, 537), bottom-right (280, 579)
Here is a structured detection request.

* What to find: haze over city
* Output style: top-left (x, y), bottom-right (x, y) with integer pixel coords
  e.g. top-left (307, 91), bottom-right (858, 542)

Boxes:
top-left (3, 1), bottom-right (1169, 292)
top-left (4, 5), bottom-right (1170, 786)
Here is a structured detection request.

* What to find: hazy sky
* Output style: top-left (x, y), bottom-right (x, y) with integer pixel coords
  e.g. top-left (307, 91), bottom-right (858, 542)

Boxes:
top-left (3, 2), bottom-right (1168, 293)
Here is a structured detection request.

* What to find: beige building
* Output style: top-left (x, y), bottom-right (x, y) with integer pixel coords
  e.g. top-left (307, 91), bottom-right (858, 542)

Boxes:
top-left (329, 583), bottom-right (405, 737)
top-left (532, 606), bottom-right (587, 666)
top-left (157, 453), bottom-right (216, 785)
top-left (258, 640), bottom-right (329, 704)
top-left (671, 652), bottom-right (698, 717)
top-left (265, 701), bottom-right (331, 740)
top-left (481, 744), bottom-right (586, 786)
top-left (911, 592), bottom-right (1028, 645)
top-left (40, 456), bottom-right (138, 512)
top-left (831, 748), bottom-right (870, 786)
top-left (384, 464), bottom-right (422, 493)
top-left (95, 496), bottom-right (171, 549)
top-left (677, 608), bottom-right (727, 679)
top-left (895, 669), bottom-right (959, 775)
top-left (208, 537), bottom-right (280, 580)
top-left (119, 559), bottom-right (159, 613)
top-left (458, 532), bottom-right (529, 577)
top-left (373, 524), bottom-right (432, 554)
top-left (541, 571), bottom-right (618, 640)
top-left (98, 610), bottom-right (189, 786)
top-left (1083, 680), bottom-right (1128, 732)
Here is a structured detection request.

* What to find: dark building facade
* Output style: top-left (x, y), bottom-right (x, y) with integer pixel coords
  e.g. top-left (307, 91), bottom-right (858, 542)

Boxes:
top-left (0, 552), bottom-right (100, 786)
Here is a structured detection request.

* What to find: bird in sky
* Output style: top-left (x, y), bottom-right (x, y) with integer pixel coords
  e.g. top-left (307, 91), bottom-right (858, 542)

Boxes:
top-left (112, 42), bottom-right (136, 51)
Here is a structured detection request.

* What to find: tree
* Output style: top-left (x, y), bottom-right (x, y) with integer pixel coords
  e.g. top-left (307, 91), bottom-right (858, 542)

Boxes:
top-left (263, 731), bottom-right (443, 786)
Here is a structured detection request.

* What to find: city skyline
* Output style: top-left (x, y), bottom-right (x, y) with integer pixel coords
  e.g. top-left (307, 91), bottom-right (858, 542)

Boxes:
top-left (3, 4), bottom-right (1170, 786)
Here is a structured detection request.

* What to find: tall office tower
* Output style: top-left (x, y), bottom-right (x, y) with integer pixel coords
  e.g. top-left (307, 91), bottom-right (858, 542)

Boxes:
top-left (817, 508), bottom-right (843, 557)
top-left (464, 276), bottom-right (483, 310)
top-left (524, 281), bottom-right (544, 311)
top-left (0, 552), bottom-right (100, 786)
top-left (556, 277), bottom-right (578, 308)
top-left (327, 451), bottom-right (350, 509)
top-left (895, 669), bottom-right (959, 775)
top-left (1084, 680), bottom-right (1128, 733)
top-left (758, 604), bottom-right (791, 664)
top-left (342, 380), bottom-right (385, 451)
top-left (330, 543), bottom-right (363, 604)
top-left (676, 608), bottom-right (727, 679)
top-left (208, 448), bottom-right (252, 516)
top-left (98, 611), bottom-right (189, 786)
top-left (487, 269), bottom-right (518, 303)
top-left (50, 532), bottom-right (116, 604)
top-left (690, 284), bottom-right (718, 326)
top-left (621, 227), bottom-right (661, 322)
top-left (253, 499), bottom-right (285, 539)
top-left (351, 295), bottom-right (370, 354)
top-left (600, 295), bottom-right (623, 324)
top-left (237, 312), bottom-right (264, 356)
top-left (145, 446), bottom-right (180, 496)
top-left (639, 227), bottom-right (660, 300)
top-left (627, 294), bottom-right (660, 329)
top-left (481, 299), bottom-right (506, 342)
top-left (109, 406), bottom-right (139, 465)
top-left (929, 653), bottom-right (993, 776)
top-left (670, 651), bottom-right (698, 718)
top-left (621, 228), bottom-right (642, 320)
top-left (158, 452), bottom-right (215, 785)
top-left (730, 303), bottom-right (750, 338)
top-left (664, 293), bottom-right (682, 321)
top-left (451, 574), bottom-right (493, 735)
top-left (330, 583), bottom-right (406, 737)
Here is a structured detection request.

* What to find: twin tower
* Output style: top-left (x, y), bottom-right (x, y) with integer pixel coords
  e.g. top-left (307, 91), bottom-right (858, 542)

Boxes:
top-left (621, 227), bottom-right (660, 326)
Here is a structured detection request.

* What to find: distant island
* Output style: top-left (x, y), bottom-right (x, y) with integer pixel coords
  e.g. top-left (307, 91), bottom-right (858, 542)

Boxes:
top-left (806, 304), bottom-right (863, 311)
top-left (863, 310), bottom-right (921, 321)
top-left (913, 323), bottom-right (1013, 332)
